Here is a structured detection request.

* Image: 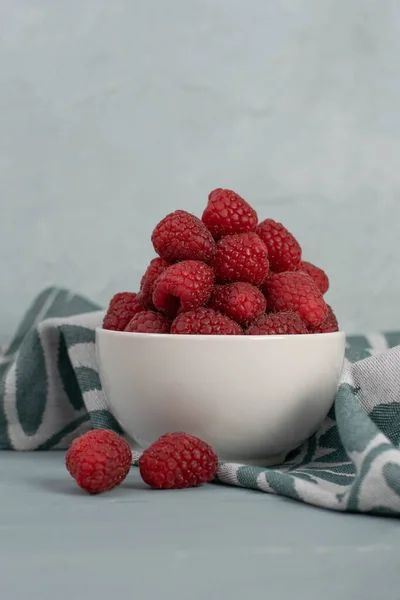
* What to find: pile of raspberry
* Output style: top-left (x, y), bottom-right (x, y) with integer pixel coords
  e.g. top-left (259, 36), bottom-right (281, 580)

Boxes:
top-left (103, 188), bottom-right (338, 335)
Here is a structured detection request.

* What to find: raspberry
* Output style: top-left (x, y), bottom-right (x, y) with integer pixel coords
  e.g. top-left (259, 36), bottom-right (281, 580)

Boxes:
top-left (139, 432), bottom-right (218, 489)
top-left (246, 311), bottom-right (308, 335)
top-left (103, 292), bottom-right (145, 331)
top-left (209, 232), bottom-right (269, 285)
top-left (309, 305), bottom-right (339, 333)
top-left (256, 219), bottom-right (301, 273)
top-left (201, 188), bottom-right (258, 240)
top-left (151, 210), bottom-right (215, 262)
top-left (152, 260), bottom-right (214, 318)
top-left (298, 260), bottom-right (329, 295)
top-left (171, 307), bottom-right (242, 335)
top-left (264, 271), bottom-right (327, 328)
top-left (209, 282), bottom-right (267, 327)
top-left (66, 429), bottom-right (132, 494)
top-left (137, 258), bottom-right (171, 308)
top-left (125, 310), bottom-right (171, 334)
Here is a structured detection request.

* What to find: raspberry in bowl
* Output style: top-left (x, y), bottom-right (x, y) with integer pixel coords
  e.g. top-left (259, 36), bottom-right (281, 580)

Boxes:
top-left (96, 189), bottom-right (345, 466)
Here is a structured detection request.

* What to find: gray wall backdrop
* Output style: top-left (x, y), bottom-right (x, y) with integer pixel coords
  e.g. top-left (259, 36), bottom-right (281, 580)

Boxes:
top-left (1, 0), bottom-right (400, 342)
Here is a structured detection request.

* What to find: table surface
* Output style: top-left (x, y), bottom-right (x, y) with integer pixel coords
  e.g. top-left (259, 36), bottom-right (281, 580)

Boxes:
top-left (1, 453), bottom-right (399, 600)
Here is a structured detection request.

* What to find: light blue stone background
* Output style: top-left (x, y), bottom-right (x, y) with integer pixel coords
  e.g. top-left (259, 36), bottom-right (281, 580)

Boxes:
top-left (1, 0), bottom-right (399, 343)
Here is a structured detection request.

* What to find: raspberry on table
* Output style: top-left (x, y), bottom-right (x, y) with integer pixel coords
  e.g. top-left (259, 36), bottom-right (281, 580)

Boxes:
top-left (103, 292), bottom-right (145, 331)
top-left (298, 260), bottom-right (329, 295)
top-left (201, 188), bottom-right (258, 240)
top-left (151, 210), bottom-right (215, 262)
top-left (309, 305), bottom-right (339, 333)
top-left (171, 307), bottom-right (242, 335)
top-left (256, 219), bottom-right (301, 273)
top-left (209, 282), bottom-right (267, 327)
top-left (152, 260), bottom-right (214, 318)
top-left (209, 232), bottom-right (269, 286)
top-left (139, 432), bottom-right (219, 489)
top-left (125, 310), bottom-right (171, 334)
top-left (66, 429), bottom-right (132, 494)
top-left (246, 311), bottom-right (308, 335)
top-left (137, 257), bottom-right (171, 308)
top-left (264, 271), bottom-right (328, 328)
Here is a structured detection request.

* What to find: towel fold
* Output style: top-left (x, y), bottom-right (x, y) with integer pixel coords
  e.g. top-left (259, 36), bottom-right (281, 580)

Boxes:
top-left (2, 286), bottom-right (400, 516)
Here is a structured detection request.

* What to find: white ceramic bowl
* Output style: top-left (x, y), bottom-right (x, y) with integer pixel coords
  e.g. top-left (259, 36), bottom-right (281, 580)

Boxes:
top-left (96, 328), bottom-right (345, 466)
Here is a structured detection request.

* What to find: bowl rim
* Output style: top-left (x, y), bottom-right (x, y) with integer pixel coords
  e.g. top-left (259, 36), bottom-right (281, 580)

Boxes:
top-left (95, 327), bottom-right (345, 341)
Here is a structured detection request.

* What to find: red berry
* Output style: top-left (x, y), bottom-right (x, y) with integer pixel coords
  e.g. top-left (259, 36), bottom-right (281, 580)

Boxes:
top-left (264, 271), bottom-right (327, 328)
top-left (309, 305), bottom-right (339, 333)
top-left (125, 310), bottom-right (171, 333)
top-left (66, 429), bottom-right (132, 494)
top-left (151, 210), bottom-right (215, 262)
top-left (209, 282), bottom-right (267, 327)
top-left (103, 292), bottom-right (145, 331)
top-left (298, 261), bottom-right (329, 295)
top-left (137, 258), bottom-right (171, 308)
top-left (201, 188), bottom-right (258, 240)
top-left (171, 307), bottom-right (242, 335)
top-left (246, 311), bottom-right (308, 335)
top-left (209, 232), bottom-right (269, 285)
top-left (153, 260), bottom-right (214, 318)
top-left (139, 432), bottom-right (219, 489)
top-left (256, 219), bottom-right (301, 273)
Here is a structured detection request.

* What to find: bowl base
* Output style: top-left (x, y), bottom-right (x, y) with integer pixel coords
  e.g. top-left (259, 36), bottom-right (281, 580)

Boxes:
top-left (129, 435), bottom-right (288, 469)
top-left (220, 451), bottom-right (288, 468)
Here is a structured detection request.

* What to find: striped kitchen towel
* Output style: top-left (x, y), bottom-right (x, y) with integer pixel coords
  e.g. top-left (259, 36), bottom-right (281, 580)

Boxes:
top-left (1, 286), bottom-right (400, 515)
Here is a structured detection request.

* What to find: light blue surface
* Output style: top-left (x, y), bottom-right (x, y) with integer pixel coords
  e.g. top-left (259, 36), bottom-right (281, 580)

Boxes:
top-left (1, 0), bottom-right (400, 343)
top-left (0, 453), bottom-right (399, 599)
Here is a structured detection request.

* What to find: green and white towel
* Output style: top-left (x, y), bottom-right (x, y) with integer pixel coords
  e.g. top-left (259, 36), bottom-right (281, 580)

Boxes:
top-left (2, 287), bottom-right (400, 516)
